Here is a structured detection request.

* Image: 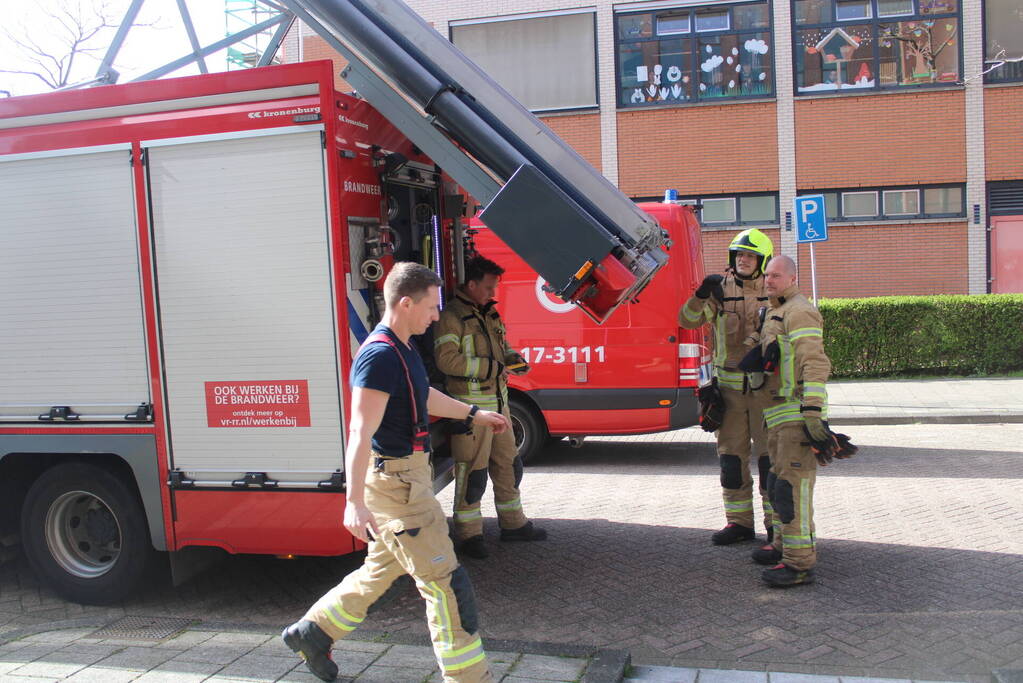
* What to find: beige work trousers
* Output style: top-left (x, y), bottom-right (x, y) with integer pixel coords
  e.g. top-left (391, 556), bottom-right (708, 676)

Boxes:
top-left (451, 404), bottom-right (527, 540)
top-left (304, 451), bottom-right (493, 682)
top-left (766, 423), bottom-right (818, 571)
top-left (716, 384), bottom-right (771, 531)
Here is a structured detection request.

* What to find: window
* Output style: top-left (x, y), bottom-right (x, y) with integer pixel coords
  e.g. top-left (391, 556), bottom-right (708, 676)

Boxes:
top-left (883, 189), bottom-right (920, 215)
top-left (794, 0), bottom-right (960, 93)
top-left (451, 11), bottom-right (597, 111)
top-left (800, 185), bottom-right (965, 220)
top-left (702, 198), bottom-right (737, 222)
top-left (616, 1), bottom-right (773, 107)
top-left (984, 0), bottom-right (1023, 82)
top-left (842, 191), bottom-right (879, 217)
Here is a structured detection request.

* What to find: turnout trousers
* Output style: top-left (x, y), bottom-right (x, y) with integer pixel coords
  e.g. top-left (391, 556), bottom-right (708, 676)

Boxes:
top-left (450, 404), bottom-right (527, 540)
top-left (716, 384), bottom-right (771, 532)
top-left (765, 422), bottom-right (818, 571)
top-left (303, 451), bottom-right (493, 683)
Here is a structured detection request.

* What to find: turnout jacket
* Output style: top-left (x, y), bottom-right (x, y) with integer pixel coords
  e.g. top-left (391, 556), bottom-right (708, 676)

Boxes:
top-left (679, 273), bottom-right (769, 390)
top-left (758, 284), bottom-right (832, 429)
top-left (434, 292), bottom-right (524, 411)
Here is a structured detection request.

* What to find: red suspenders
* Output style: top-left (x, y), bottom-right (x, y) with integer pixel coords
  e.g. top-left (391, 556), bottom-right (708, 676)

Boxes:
top-left (361, 332), bottom-right (429, 453)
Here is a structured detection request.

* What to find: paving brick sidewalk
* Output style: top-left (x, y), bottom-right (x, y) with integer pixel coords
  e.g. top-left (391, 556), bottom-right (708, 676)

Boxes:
top-left (826, 377), bottom-right (1023, 424)
top-left (0, 619), bottom-right (628, 682)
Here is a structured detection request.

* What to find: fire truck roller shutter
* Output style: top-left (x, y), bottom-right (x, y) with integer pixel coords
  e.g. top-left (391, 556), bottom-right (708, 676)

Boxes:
top-left (144, 128), bottom-right (345, 486)
top-left (0, 145), bottom-right (150, 421)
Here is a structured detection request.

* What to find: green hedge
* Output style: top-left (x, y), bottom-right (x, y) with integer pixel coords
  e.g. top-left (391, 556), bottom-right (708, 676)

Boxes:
top-left (818, 294), bottom-right (1023, 378)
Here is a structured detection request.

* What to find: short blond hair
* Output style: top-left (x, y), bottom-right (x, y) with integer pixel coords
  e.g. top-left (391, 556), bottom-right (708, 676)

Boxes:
top-left (383, 262), bottom-right (442, 308)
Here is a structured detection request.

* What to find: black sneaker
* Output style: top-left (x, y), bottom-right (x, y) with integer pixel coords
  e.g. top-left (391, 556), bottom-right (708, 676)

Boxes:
top-left (500, 521), bottom-right (548, 542)
top-left (458, 535), bottom-right (489, 559)
top-left (751, 544), bottom-right (782, 566)
top-left (282, 620), bottom-right (338, 681)
top-left (711, 523), bottom-right (755, 545)
top-left (762, 563), bottom-right (815, 587)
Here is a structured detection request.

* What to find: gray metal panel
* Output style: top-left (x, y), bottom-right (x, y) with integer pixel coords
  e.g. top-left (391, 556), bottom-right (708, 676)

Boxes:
top-left (146, 130), bottom-right (344, 484)
top-left (358, 0), bottom-right (662, 246)
top-left (480, 165), bottom-right (616, 295)
top-left (0, 148), bottom-right (150, 419)
top-left (0, 435), bottom-right (165, 550)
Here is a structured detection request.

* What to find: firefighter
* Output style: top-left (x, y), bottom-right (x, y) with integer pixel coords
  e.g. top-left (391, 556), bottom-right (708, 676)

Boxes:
top-left (750, 254), bottom-right (831, 587)
top-left (679, 228), bottom-right (774, 546)
top-left (435, 255), bottom-right (547, 560)
top-left (283, 262), bottom-right (508, 682)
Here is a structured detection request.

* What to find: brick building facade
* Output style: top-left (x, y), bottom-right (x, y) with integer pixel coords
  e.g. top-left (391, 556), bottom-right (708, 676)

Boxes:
top-left (279, 0), bottom-right (1023, 297)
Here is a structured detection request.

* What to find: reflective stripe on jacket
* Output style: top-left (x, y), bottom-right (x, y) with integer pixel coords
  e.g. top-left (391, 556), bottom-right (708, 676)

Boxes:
top-left (679, 273), bottom-right (768, 389)
top-left (434, 293), bottom-right (522, 409)
top-left (760, 285), bottom-right (831, 426)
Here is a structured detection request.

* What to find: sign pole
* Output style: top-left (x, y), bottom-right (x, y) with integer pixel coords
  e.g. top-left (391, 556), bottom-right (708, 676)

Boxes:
top-left (809, 242), bottom-right (818, 305)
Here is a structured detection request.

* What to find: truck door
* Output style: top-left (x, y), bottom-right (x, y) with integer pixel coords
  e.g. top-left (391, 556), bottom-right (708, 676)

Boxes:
top-left (0, 146), bottom-right (150, 422)
top-left (144, 128), bottom-right (345, 488)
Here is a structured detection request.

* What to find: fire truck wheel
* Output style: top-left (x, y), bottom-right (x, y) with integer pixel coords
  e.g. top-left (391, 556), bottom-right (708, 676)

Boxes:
top-left (510, 397), bottom-right (547, 464)
top-left (21, 463), bottom-right (156, 605)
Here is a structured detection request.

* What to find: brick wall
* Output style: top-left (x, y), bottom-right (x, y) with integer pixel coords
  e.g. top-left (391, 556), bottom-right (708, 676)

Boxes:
top-left (794, 222), bottom-right (969, 297)
top-left (700, 228), bottom-right (783, 278)
top-left (302, 35), bottom-right (352, 92)
top-left (539, 113), bottom-right (602, 172)
top-left (984, 85), bottom-right (1023, 181)
top-left (795, 90), bottom-right (966, 188)
top-left (617, 103), bottom-right (778, 198)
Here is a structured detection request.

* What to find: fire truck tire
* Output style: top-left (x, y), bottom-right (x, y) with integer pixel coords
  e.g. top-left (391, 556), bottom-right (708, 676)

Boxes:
top-left (510, 397), bottom-right (547, 464)
top-left (21, 462), bottom-right (156, 605)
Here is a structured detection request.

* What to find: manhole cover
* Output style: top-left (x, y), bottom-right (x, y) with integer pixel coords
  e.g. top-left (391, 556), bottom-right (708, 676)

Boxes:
top-left (89, 616), bottom-right (192, 641)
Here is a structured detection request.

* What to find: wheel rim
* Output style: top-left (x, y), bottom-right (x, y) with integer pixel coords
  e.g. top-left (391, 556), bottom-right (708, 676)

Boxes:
top-left (44, 491), bottom-right (122, 578)
top-left (510, 412), bottom-right (526, 454)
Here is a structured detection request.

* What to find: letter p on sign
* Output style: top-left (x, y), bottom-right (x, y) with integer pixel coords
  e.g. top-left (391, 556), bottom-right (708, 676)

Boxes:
top-left (794, 195), bottom-right (828, 243)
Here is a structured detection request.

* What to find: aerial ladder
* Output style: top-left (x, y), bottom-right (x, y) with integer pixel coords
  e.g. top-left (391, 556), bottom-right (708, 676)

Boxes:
top-left (277, 0), bottom-right (668, 322)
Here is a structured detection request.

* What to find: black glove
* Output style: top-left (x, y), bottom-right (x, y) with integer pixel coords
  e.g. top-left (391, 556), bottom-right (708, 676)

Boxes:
top-left (738, 345), bottom-right (764, 373)
top-left (833, 432), bottom-right (858, 459)
top-left (762, 340), bottom-right (780, 372)
top-left (695, 274), bottom-right (724, 301)
top-left (697, 381), bottom-right (725, 433)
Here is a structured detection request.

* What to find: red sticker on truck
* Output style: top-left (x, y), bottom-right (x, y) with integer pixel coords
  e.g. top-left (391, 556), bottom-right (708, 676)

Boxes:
top-left (205, 381), bottom-right (310, 428)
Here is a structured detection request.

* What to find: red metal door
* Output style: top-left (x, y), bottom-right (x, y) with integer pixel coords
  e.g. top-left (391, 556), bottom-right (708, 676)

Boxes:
top-left (991, 216), bottom-right (1023, 293)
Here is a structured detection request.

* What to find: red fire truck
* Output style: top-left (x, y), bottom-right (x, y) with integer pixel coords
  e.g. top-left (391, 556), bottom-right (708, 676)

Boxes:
top-left (0, 2), bottom-right (704, 604)
top-left (469, 213), bottom-right (706, 462)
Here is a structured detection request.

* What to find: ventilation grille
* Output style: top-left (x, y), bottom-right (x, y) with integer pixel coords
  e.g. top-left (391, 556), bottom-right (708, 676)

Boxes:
top-left (989, 181), bottom-right (1023, 215)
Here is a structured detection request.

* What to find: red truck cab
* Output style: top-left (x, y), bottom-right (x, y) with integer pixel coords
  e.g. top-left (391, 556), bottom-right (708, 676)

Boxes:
top-left (469, 200), bottom-right (709, 460)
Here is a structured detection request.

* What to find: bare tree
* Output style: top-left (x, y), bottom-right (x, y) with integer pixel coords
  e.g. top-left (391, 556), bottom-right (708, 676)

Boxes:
top-left (879, 20), bottom-right (957, 84)
top-left (0, 1), bottom-right (141, 90)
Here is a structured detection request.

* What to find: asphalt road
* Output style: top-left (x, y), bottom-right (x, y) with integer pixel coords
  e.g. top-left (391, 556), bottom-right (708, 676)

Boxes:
top-left (2, 423), bottom-right (1022, 681)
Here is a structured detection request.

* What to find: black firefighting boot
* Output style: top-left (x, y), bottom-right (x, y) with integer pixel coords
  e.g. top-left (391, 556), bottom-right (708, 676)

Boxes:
top-left (500, 521), bottom-right (548, 542)
top-left (762, 563), bottom-right (815, 587)
top-left (711, 523), bottom-right (755, 545)
top-left (766, 526), bottom-right (774, 544)
top-left (282, 619), bottom-right (338, 681)
top-left (751, 543), bottom-right (782, 566)
top-left (458, 535), bottom-right (489, 559)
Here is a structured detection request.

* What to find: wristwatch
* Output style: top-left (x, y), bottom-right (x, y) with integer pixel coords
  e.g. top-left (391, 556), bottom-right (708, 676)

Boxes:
top-left (466, 405), bottom-right (480, 423)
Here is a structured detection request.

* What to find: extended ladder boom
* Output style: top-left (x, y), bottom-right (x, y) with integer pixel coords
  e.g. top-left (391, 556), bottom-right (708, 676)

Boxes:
top-left (282, 0), bottom-right (668, 322)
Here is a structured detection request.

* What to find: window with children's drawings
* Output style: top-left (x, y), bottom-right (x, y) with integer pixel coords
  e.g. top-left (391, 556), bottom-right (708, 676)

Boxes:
top-left (794, 0), bottom-right (961, 93)
top-left (615, 1), bottom-right (774, 108)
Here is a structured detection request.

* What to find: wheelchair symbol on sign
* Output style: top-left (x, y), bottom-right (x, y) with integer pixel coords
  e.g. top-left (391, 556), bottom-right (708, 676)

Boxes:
top-left (803, 225), bottom-right (821, 239)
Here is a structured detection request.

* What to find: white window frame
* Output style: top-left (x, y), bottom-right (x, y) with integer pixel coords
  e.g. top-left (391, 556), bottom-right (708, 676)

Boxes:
top-left (883, 189), bottom-right (920, 215)
top-left (877, 0), bottom-right (915, 17)
top-left (656, 11), bottom-right (691, 35)
top-left (841, 190), bottom-right (879, 217)
top-left (695, 9), bottom-right (731, 32)
top-left (836, 0), bottom-right (873, 20)
top-left (701, 197), bottom-right (737, 223)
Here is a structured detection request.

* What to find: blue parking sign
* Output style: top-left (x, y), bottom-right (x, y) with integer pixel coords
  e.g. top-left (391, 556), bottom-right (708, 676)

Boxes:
top-left (794, 195), bottom-right (828, 243)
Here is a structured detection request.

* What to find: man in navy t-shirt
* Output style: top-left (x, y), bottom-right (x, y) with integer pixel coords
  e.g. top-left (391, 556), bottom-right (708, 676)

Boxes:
top-left (283, 262), bottom-right (509, 683)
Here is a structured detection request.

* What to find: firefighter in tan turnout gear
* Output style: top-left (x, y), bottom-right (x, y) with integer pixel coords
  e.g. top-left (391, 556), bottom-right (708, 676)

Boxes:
top-left (679, 229), bottom-right (774, 546)
top-left (283, 263), bottom-right (509, 682)
top-left (749, 254), bottom-right (833, 587)
top-left (435, 256), bottom-right (547, 560)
